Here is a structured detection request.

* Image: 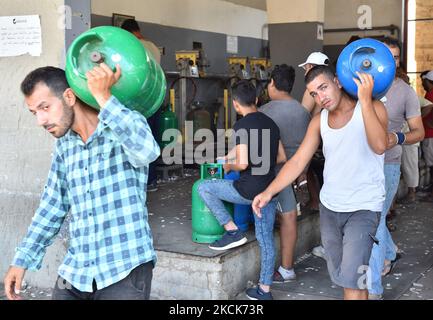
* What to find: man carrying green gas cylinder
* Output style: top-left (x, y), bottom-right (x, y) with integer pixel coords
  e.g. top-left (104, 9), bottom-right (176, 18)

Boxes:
top-left (4, 26), bottom-right (162, 300)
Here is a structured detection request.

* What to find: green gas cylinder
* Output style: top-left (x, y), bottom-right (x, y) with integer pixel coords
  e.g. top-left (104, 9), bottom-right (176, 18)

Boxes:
top-left (191, 163), bottom-right (234, 243)
top-left (187, 104), bottom-right (211, 136)
top-left (158, 106), bottom-right (179, 149)
top-left (65, 26), bottom-right (166, 118)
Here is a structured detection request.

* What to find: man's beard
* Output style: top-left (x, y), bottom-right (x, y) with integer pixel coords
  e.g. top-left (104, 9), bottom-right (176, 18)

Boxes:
top-left (50, 102), bottom-right (74, 138)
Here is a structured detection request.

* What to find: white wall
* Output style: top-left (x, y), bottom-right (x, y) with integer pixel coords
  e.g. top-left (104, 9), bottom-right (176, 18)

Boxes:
top-left (324, 0), bottom-right (403, 45)
top-left (91, 0), bottom-right (268, 40)
top-left (0, 0), bottom-right (67, 287)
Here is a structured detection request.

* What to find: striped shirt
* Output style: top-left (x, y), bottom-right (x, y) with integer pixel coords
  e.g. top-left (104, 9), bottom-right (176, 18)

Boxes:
top-left (12, 96), bottom-right (160, 292)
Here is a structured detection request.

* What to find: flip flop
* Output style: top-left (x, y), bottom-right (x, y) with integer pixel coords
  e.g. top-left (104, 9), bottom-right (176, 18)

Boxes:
top-left (382, 253), bottom-right (401, 277)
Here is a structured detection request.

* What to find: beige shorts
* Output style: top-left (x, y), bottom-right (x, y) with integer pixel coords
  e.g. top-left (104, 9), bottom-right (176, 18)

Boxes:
top-left (401, 144), bottom-right (419, 188)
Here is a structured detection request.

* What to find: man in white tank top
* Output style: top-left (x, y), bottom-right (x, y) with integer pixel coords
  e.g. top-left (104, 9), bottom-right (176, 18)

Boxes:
top-left (252, 65), bottom-right (388, 300)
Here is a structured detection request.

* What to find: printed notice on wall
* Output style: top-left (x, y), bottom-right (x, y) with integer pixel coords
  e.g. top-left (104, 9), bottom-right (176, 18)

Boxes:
top-left (0, 15), bottom-right (42, 57)
top-left (227, 35), bottom-right (238, 54)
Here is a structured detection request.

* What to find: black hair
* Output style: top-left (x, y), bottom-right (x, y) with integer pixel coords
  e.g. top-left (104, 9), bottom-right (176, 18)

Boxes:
top-left (231, 80), bottom-right (257, 107)
top-left (420, 70), bottom-right (430, 79)
top-left (382, 36), bottom-right (401, 52)
top-left (421, 70), bottom-right (433, 86)
top-left (121, 19), bottom-right (141, 33)
top-left (305, 65), bottom-right (336, 85)
top-left (21, 66), bottom-right (69, 98)
top-left (270, 64), bottom-right (296, 94)
top-left (346, 35), bottom-right (361, 45)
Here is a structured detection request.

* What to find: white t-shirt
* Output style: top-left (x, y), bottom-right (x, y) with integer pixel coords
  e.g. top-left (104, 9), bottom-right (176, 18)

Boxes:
top-left (320, 101), bottom-right (385, 212)
top-left (140, 39), bottom-right (161, 65)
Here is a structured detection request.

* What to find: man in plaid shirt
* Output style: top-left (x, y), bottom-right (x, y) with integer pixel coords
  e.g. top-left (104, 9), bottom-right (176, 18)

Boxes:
top-left (3, 63), bottom-right (160, 300)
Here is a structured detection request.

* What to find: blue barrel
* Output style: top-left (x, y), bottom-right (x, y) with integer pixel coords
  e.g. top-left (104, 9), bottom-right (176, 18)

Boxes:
top-left (224, 170), bottom-right (254, 232)
top-left (336, 38), bottom-right (396, 100)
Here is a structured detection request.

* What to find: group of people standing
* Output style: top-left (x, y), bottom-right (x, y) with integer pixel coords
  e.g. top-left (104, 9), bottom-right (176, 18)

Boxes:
top-left (3, 26), bottom-right (429, 301)
top-left (199, 37), bottom-right (426, 300)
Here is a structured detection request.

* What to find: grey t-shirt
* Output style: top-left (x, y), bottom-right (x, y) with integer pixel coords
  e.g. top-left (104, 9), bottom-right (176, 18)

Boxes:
top-left (383, 78), bottom-right (421, 163)
top-left (260, 99), bottom-right (311, 160)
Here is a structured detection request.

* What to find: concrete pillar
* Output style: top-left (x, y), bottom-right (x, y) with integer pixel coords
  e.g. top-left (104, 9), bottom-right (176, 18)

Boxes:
top-left (267, 0), bottom-right (325, 100)
top-left (0, 0), bottom-right (67, 288)
top-left (65, 0), bottom-right (91, 51)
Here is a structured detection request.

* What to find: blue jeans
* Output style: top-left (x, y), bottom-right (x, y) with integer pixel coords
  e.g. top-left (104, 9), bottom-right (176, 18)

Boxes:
top-left (197, 179), bottom-right (277, 286)
top-left (369, 163), bottom-right (400, 295)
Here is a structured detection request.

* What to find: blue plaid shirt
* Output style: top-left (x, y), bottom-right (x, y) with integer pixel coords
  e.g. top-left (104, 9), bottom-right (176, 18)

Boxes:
top-left (12, 96), bottom-right (160, 292)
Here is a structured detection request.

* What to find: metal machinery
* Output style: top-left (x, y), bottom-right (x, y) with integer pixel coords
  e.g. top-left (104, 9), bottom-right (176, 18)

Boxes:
top-left (174, 50), bottom-right (211, 135)
top-left (168, 51), bottom-right (272, 163)
top-left (249, 57), bottom-right (272, 107)
top-left (227, 56), bottom-right (250, 80)
top-left (249, 57), bottom-right (271, 81)
top-left (175, 50), bottom-right (200, 78)
top-left (173, 51), bottom-right (200, 140)
top-left (226, 57), bottom-right (249, 128)
top-left (225, 57), bottom-right (271, 128)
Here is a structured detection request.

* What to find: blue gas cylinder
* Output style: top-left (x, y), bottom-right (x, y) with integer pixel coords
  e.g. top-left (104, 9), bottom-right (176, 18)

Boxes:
top-left (224, 170), bottom-right (255, 232)
top-left (336, 38), bottom-right (396, 99)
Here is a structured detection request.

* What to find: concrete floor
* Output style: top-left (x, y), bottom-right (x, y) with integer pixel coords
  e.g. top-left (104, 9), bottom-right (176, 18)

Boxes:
top-left (146, 168), bottom-right (312, 257)
top-left (1, 170), bottom-right (433, 300)
top-left (146, 169), bottom-right (257, 257)
top-left (238, 190), bottom-right (433, 300)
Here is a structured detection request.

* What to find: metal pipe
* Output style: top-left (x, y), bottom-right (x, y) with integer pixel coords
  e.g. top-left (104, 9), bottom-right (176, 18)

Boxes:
top-left (324, 24), bottom-right (401, 41)
top-left (170, 89), bottom-right (175, 113)
top-left (224, 89), bottom-right (229, 131)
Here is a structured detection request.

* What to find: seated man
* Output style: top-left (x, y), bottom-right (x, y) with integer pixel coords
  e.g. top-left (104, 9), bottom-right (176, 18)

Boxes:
top-left (198, 80), bottom-right (286, 300)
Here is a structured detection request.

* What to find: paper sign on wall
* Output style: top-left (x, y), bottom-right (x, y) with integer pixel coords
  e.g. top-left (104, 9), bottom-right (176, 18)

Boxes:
top-left (227, 35), bottom-right (238, 54)
top-left (0, 15), bottom-right (42, 57)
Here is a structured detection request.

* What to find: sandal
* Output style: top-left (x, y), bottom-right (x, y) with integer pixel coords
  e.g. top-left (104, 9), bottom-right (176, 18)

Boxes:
top-left (382, 253), bottom-right (401, 276)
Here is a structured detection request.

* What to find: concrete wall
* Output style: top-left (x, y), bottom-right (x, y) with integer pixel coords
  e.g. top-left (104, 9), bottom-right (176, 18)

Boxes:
top-left (65, 0), bottom-right (91, 50)
top-left (269, 23), bottom-right (324, 101)
top-left (0, 0), bottom-right (68, 287)
top-left (267, 0), bottom-right (325, 24)
top-left (324, 0), bottom-right (403, 45)
top-left (323, 0), bottom-right (403, 63)
top-left (91, 0), bottom-right (268, 40)
top-left (224, 0), bottom-right (267, 11)
top-left (151, 213), bottom-right (320, 299)
top-left (91, 0), bottom-right (269, 126)
top-left (267, 0), bottom-right (325, 101)
top-left (91, 15), bottom-right (267, 75)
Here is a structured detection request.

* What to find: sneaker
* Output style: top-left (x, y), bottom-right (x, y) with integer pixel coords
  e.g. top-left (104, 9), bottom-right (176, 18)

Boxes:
top-left (147, 181), bottom-right (158, 192)
top-left (273, 268), bottom-right (296, 283)
top-left (312, 245), bottom-right (326, 259)
top-left (208, 230), bottom-right (247, 251)
top-left (246, 286), bottom-right (273, 300)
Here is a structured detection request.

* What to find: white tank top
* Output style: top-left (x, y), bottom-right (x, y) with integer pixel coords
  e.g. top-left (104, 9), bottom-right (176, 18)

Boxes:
top-left (320, 101), bottom-right (385, 212)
